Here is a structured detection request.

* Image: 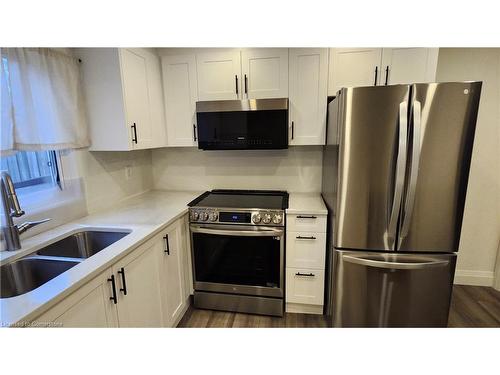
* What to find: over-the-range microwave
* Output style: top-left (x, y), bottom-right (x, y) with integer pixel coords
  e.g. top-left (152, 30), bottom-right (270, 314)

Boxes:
top-left (195, 98), bottom-right (289, 150)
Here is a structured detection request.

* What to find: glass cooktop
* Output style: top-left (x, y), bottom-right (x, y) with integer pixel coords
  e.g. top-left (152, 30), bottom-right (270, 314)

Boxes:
top-left (188, 190), bottom-right (289, 210)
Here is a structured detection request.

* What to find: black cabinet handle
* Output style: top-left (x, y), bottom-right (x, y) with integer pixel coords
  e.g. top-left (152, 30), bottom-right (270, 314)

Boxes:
top-left (291, 121), bottom-right (294, 140)
top-left (374, 66), bottom-right (378, 86)
top-left (296, 235), bottom-right (317, 240)
top-left (244, 74), bottom-right (248, 94)
top-left (384, 66), bottom-right (389, 85)
top-left (296, 215), bottom-right (317, 219)
top-left (108, 275), bottom-right (117, 304)
top-left (118, 267), bottom-right (127, 296)
top-left (131, 123), bottom-right (138, 144)
top-left (193, 124), bottom-right (197, 142)
top-left (295, 272), bottom-right (315, 277)
top-left (235, 75), bottom-right (239, 95)
top-left (164, 234), bottom-right (170, 255)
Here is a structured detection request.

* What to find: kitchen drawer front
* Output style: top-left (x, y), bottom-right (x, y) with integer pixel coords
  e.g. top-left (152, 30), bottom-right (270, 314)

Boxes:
top-left (286, 231), bottom-right (326, 269)
top-left (286, 214), bottom-right (326, 233)
top-left (286, 268), bottom-right (325, 305)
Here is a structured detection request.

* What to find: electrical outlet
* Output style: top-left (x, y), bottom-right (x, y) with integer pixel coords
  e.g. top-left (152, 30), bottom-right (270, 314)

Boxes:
top-left (125, 165), bottom-right (133, 180)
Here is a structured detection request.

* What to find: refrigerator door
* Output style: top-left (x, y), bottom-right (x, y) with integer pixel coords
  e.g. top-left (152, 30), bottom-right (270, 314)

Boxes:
top-left (335, 85), bottom-right (410, 251)
top-left (332, 249), bottom-right (456, 327)
top-left (398, 82), bottom-right (482, 252)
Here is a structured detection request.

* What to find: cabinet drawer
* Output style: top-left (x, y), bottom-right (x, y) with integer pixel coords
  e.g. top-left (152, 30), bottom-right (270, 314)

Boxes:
top-left (286, 268), bottom-right (325, 305)
top-left (286, 232), bottom-right (326, 269)
top-left (286, 214), bottom-right (326, 233)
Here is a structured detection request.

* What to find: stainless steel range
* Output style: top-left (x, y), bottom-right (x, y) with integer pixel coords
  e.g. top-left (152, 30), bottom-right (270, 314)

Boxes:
top-left (188, 189), bottom-right (288, 317)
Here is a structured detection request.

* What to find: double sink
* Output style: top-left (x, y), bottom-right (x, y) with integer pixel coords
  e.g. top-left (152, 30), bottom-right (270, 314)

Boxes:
top-left (1, 230), bottom-right (129, 299)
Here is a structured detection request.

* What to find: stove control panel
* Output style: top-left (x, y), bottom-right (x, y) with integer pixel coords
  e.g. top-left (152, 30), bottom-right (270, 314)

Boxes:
top-left (189, 208), bottom-right (284, 226)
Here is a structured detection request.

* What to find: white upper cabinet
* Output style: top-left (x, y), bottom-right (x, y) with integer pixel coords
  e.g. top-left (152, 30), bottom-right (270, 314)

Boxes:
top-left (120, 49), bottom-right (153, 149)
top-left (328, 48), bottom-right (440, 95)
top-left (241, 49), bottom-right (288, 99)
top-left (380, 48), bottom-right (439, 85)
top-left (197, 51), bottom-right (241, 100)
top-left (328, 48), bottom-right (383, 95)
top-left (162, 54), bottom-right (198, 147)
top-left (289, 48), bottom-right (328, 145)
top-left (77, 48), bottom-right (166, 151)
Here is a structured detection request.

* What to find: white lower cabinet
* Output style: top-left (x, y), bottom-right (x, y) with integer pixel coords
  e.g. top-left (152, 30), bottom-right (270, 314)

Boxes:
top-left (286, 268), bottom-right (325, 306)
top-left (285, 212), bottom-right (327, 314)
top-left (112, 239), bottom-right (165, 327)
top-left (35, 268), bottom-right (119, 328)
top-left (159, 219), bottom-right (189, 327)
top-left (33, 215), bottom-right (191, 328)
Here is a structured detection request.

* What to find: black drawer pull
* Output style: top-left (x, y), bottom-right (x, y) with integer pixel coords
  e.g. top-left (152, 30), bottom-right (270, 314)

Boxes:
top-left (118, 267), bottom-right (127, 295)
top-left (235, 75), bottom-right (239, 95)
top-left (244, 74), bottom-right (248, 94)
top-left (295, 272), bottom-right (315, 277)
top-left (384, 66), bottom-right (389, 85)
top-left (296, 215), bottom-right (317, 219)
top-left (131, 123), bottom-right (138, 144)
top-left (164, 234), bottom-right (170, 255)
top-left (108, 275), bottom-right (117, 304)
top-left (193, 124), bottom-right (197, 141)
top-left (374, 66), bottom-right (378, 86)
top-left (296, 236), bottom-right (316, 240)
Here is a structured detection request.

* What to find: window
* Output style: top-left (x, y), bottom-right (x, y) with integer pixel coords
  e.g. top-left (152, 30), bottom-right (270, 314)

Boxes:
top-left (1, 150), bottom-right (61, 194)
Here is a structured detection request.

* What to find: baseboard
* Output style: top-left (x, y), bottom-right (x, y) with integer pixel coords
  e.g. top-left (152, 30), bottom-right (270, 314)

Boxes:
top-left (454, 270), bottom-right (495, 287)
top-left (286, 303), bottom-right (323, 315)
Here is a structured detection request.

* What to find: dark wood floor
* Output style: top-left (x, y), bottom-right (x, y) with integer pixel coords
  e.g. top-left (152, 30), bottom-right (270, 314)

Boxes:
top-left (177, 285), bottom-right (500, 328)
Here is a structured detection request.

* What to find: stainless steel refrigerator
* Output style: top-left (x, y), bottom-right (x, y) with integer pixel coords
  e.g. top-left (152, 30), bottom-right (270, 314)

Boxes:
top-left (322, 82), bottom-right (482, 327)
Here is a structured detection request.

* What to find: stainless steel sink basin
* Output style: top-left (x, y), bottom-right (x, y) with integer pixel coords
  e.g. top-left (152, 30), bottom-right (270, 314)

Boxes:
top-left (36, 230), bottom-right (129, 259)
top-left (1, 257), bottom-right (80, 298)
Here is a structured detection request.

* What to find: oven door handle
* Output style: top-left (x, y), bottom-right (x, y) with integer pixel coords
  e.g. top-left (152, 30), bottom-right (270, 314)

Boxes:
top-left (191, 226), bottom-right (284, 237)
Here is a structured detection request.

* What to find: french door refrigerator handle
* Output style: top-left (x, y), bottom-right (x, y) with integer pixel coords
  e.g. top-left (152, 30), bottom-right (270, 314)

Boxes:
top-left (400, 100), bottom-right (422, 244)
top-left (343, 255), bottom-right (449, 270)
top-left (385, 101), bottom-right (408, 247)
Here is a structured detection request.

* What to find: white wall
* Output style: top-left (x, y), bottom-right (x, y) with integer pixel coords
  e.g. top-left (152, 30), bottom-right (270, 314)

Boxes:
top-left (436, 48), bottom-right (500, 287)
top-left (152, 146), bottom-right (323, 193)
top-left (72, 149), bottom-right (153, 214)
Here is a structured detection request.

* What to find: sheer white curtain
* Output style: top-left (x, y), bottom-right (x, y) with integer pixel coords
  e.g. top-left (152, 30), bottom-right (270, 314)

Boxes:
top-left (1, 48), bottom-right (89, 155)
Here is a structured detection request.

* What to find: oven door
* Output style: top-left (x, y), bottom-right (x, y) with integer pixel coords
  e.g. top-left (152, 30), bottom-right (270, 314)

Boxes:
top-left (190, 224), bottom-right (284, 298)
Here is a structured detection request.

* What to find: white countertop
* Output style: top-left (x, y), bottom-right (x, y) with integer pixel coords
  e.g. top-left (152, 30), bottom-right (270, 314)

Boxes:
top-left (0, 190), bottom-right (201, 327)
top-left (286, 192), bottom-right (328, 216)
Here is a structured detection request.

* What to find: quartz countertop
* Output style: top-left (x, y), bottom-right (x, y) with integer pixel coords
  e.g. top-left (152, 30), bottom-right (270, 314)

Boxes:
top-left (286, 192), bottom-right (328, 216)
top-left (0, 190), bottom-right (201, 327)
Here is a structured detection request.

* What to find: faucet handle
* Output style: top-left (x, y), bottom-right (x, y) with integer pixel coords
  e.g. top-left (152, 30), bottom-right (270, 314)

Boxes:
top-left (17, 218), bottom-right (52, 235)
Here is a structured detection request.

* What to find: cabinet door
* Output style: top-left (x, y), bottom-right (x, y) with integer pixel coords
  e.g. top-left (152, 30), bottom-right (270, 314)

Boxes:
top-left (162, 54), bottom-right (198, 146)
top-left (381, 48), bottom-right (439, 85)
top-left (328, 48), bottom-right (382, 95)
top-left (289, 48), bottom-right (328, 145)
top-left (241, 48), bottom-right (288, 99)
top-left (197, 51), bottom-right (241, 100)
top-left (120, 49), bottom-right (153, 149)
top-left (114, 240), bottom-right (165, 327)
top-left (160, 221), bottom-right (186, 326)
top-left (144, 50), bottom-right (167, 148)
top-left (34, 269), bottom-right (118, 328)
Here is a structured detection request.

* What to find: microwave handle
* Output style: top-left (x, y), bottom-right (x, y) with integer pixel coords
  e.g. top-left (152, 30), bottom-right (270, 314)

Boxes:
top-left (191, 225), bottom-right (283, 237)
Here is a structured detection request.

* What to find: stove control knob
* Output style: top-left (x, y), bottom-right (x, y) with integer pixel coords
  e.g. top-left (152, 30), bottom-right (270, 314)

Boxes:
top-left (252, 214), bottom-right (262, 224)
top-left (272, 214), bottom-right (282, 224)
top-left (191, 211), bottom-right (199, 221)
top-left (209, 212), bottom-right (218, 222)
top-left (263, 213), bottom-right (272, 224)
top-left (200, 212), bottom-right (209, 221)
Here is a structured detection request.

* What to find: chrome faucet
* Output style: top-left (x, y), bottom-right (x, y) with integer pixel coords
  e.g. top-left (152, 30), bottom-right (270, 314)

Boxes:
top-left (1, 171), bottom-right (51, 251)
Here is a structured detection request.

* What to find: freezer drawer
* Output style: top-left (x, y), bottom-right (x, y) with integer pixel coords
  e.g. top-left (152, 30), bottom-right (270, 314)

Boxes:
top-left (333, 250), bottom-right (456, 327)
